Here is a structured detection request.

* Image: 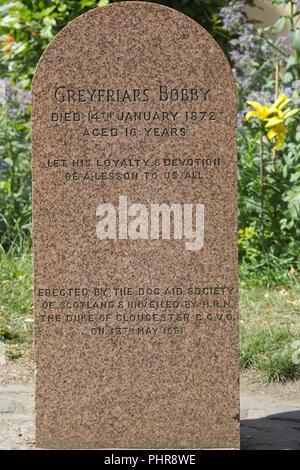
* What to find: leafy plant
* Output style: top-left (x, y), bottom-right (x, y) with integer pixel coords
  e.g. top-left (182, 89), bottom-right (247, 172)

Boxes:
top-left (0, 0), bottom-right (109, 86)
top-left (220, 1), bottom-right (300, 277)
top-left (0, 79), bottom-right (31, 248)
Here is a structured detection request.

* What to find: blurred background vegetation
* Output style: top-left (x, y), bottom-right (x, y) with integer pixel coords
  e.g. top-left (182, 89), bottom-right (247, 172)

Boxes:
top-left (0, 0), bottom-right (299, 281)
top-left (0, 0), bottom-right (300, 380)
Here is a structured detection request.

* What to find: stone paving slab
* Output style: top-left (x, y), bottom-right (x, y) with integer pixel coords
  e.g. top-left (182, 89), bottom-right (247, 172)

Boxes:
top-left (0, 384), bottom-right (35, 450)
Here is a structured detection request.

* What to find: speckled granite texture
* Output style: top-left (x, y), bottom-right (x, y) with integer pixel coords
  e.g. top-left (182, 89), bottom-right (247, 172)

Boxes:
top-left (32, 2), bottom-right (239, 449)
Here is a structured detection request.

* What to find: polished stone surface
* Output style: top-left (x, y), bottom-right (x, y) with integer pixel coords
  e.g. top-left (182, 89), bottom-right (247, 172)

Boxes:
top-left (32, 2), bottom-right (238, 449)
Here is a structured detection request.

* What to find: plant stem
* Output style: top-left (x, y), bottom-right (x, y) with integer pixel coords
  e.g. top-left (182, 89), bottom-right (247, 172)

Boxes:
top-left (252, 30), bottom-right (288, 58)
top-left (289, 1), bottom-right (300, 79)
top-left (260, 127), bottom-right (265, 254)
top-left (273, 60), bottom-right (279, 173)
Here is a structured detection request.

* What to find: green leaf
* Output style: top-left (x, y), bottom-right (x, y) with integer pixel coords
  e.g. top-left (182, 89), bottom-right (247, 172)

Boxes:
top-left (58, 4), bottom-right (67, 12)
top-left (289, 29), bottom-right (300, 52)
top-left (286, 56), bottom-right (297, 71)
top-left (10, 42), bottom-right (26, 55)
top-left (0, 181), bottom-right (10, 192)
top-left (80, 0), bottom-right (95, 6)
top-left (290, 172), bottom-right (300, 182)
top-left (0, 15), bottom-right (17, 27)
top-left (283, 72), bottom-right (294, 84)
top-left (272, 17), bottom-right (286, 34)
top-left (43, 6), bottom-right (57, 16)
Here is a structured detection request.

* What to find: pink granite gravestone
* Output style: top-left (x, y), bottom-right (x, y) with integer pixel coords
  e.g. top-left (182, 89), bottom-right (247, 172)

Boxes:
top-left (32, 2), bottom-right (239, 449)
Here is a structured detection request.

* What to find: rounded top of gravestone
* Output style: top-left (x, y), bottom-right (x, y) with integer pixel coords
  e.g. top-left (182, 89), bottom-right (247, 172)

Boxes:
top-left (32, 1), bottom-right (235, 94)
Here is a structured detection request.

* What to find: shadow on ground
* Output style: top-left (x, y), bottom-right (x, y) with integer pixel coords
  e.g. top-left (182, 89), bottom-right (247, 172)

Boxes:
top-left (241, 411), bottom-right (300, 450)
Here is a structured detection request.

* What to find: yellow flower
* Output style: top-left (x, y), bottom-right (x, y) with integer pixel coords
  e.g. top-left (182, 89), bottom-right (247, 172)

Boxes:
top-left (265, 117), bottom-right (284, 128)
top-left (276, 107), bottom-right (298, 121)
top-left (266, 122), bottom-right (287, 149)
top-left (246, 94), bottom-right (298, 124)
top-left (245, 100), bottom-right (278, 121)
top-left (264, 93), bottom-right (299, 149)
top-left (268, 93), bottom-right (299, 122)
top-left (245, 93), bottom-right (299, 149)
top-left (273, 93), bottom-right (290, 110)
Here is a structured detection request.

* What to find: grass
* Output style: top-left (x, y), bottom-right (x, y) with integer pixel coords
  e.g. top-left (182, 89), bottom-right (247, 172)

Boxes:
top-left (0, 240), bottom-right (33, 360)
top-left (240, 282), bottom-right (300, 382)
top-left (0, 244), bottom-right (300, 382)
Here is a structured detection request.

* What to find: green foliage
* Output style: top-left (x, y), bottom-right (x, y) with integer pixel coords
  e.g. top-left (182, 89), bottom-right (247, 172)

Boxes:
top-left (0, 0), bottom-right (109, 85)
top-left (222, 0), bottom-right (300, 278)
top-left (239, 257), bottom-right (299, 288)
top-left (0, 80), bottom-right (32, 249)
top-left (0, 1), bottom-right (111, 246)
top-left (238, 227), bottom-right (261, 263)
top-left (238, 124), bottom-right (300, 272)
top-left (0, 240), bottom-right (33, 359)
